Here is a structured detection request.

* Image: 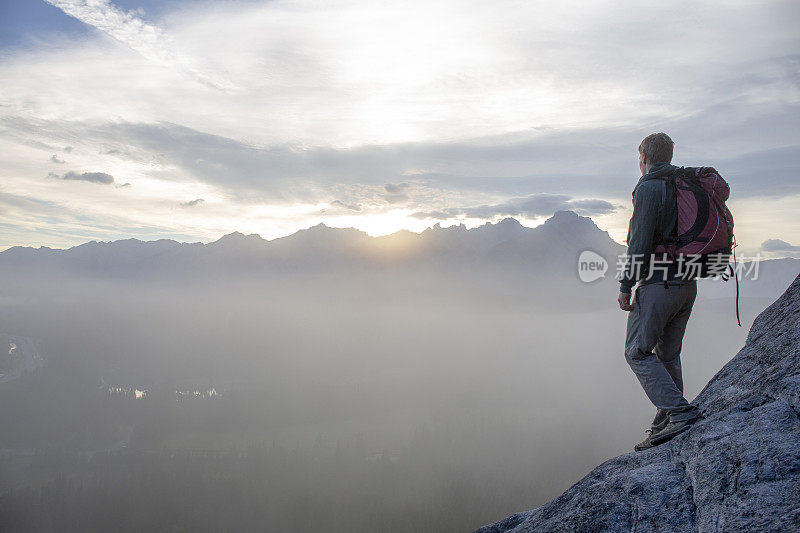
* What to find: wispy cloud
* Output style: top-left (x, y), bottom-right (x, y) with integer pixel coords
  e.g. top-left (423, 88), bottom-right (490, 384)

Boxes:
top-left (411, 194), bottom-right (619, 221)
top-left (761, 239), bottom-right (800, 252)
top-left (44, 0), bottom-right (234, 90)
top-left (51, 170), bottom-right (115, 184)
top-left (329, 200), bottom-right (362, 212)
top-left (759, 238), bottom-right (800, 258)
top-left (180, 198), bottom-right (204, 207)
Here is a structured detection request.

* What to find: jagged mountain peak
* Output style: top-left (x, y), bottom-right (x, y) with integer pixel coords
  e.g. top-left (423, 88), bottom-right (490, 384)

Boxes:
top-left (545, 209), bottom-right (582, 222)
top-left (541, 210), bottom-right (600, 232)
top-left (429, 221), bottom-right (467, 231)
top-left (474, 217), bottom-right (525, 234)
top-left (495, 217), bottom-right (523, 227)
top-left (534, 209), bottom-right (622, 253)
top-left (414, 218), bottom-right (530, 255)
top-left (426, 217), bottom-right (523, 233)
top-left (66, 237), bottom-right (183, 255)
top-left (213, 231), bottom-right (265, 244)
top-left (287, 222), bottom-right (369, 239)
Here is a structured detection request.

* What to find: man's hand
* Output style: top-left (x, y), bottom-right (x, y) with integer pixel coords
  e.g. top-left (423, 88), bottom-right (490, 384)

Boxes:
top-left (618, 291), bottom-right (634, 311)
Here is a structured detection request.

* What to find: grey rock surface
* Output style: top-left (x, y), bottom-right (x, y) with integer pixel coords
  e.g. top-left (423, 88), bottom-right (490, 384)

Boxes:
top-left (475, 273), bottom-right (800, 533)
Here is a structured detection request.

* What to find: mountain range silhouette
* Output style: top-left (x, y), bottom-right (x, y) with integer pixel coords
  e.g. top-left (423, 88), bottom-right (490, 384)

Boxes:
top-left (0, 211), bottom-right (623, 278)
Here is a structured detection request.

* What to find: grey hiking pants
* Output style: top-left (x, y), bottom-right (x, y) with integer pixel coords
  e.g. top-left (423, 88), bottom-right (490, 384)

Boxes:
top-left (625, 280), bottom-right (702, 428)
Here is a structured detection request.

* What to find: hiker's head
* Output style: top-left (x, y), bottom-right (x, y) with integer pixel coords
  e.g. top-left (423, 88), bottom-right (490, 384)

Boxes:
top-left (638, 132), bottom-right (674, 174)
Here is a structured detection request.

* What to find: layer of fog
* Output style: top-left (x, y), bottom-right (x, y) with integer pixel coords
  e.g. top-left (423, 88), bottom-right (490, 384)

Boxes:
top-left (0, 259), bottom-right (795, 529)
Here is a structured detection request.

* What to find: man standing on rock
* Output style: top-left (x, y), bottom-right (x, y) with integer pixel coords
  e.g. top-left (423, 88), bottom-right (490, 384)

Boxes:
top-left (618, 132), bottom-right (704, 451)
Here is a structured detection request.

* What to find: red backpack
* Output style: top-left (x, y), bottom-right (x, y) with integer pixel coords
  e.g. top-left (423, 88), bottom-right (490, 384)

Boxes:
top-left (653, 166), bottom-right (740, 325)
top-left (654, 166), bottom-right (734, 260)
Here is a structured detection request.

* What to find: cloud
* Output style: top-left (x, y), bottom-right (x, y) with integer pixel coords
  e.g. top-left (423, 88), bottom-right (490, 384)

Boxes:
top-left (568, 199), bottom-right (620, 214)
top-left (58, 171), bottom-right (115, 184)
top-left (318, 199), bottom-right (364, 214)
top-left (382, 182), bottom-right (411, 204)
top-left (43, 0), bottom-right (233, 90)
top-left (0, 0), bottom-right (790, 150)
top-left (50, 154), bottom-right (65, 164)
top-left (384, 183), bottom-right (411, 194)
top-left (10, 99), bottom-right (796, 206)
top-left (410, 210), bottom-right (452, 220)
top-left (0, 190), bottom-right (59, 213)
top-left (0, 187), bottom-right (206, 251)
top-left (761, 239), bottom-right (800, 252)
top-left (0, 189), bottom-right (91, 249)
top-left (330, 200), bottom-right (362, 212)
top-left (1, 0), bottom-right (799, 248)
top-left (411, 194), bottom-right (619, 220)
top-left (180, 198), bottom-right (204, 207)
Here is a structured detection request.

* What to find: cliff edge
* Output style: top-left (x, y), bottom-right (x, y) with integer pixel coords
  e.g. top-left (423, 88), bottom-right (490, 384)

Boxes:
top-left (476, 273), bottom-right (800, 532)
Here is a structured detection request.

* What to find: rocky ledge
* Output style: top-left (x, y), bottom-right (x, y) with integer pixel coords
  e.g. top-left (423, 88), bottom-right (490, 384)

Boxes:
top-left (476, 273), bottom-right (800, 533)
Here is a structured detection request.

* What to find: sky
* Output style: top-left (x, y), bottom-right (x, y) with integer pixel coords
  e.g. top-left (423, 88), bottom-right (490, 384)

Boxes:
top-left (0, 0), bottom-right (799, 256)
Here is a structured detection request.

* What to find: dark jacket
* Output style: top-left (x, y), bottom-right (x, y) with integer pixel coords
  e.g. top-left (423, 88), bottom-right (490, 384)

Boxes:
top-left (619, 162), bottom-right (687, 294)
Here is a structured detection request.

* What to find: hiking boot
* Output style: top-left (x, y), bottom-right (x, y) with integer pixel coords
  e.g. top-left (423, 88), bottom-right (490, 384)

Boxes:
top-left (634, 429), bottom-right (656, 452)
top-left (649, 415), bottom-right (702, 445)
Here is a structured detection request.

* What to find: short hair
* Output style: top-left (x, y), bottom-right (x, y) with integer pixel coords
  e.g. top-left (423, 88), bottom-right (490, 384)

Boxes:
top-left (638, 132), bottom-right (674, 163)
